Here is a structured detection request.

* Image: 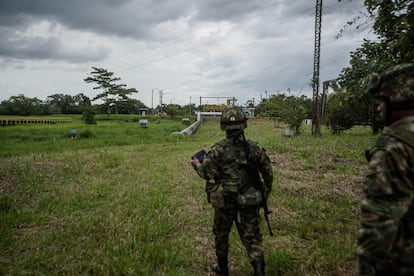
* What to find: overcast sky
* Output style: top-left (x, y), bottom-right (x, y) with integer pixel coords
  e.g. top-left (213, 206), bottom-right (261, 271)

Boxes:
top-left (0, 0), bottom-right (374, 107)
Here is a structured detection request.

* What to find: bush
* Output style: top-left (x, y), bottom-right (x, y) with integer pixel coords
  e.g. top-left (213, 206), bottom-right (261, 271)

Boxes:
top-left (82, 107), bottom-right (97, 124)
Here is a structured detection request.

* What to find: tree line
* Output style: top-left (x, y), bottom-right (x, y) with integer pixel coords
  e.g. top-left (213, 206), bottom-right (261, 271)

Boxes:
top-left (0, 93), bottom-right (147, 116)
top-left (1, 66), bottom-right (313, 129)
top-left (0, 67), bottom-right (194, 117)
top-left (0, 92), bottom-right (201, 118)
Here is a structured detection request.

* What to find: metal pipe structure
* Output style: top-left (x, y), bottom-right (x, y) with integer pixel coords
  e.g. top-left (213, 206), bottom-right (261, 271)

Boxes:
top-left (312, 0), bottom-right (322, 136)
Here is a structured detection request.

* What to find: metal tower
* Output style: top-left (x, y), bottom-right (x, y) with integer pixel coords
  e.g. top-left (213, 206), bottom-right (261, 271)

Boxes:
top-left (159, 90), bottom-right (164, 112)
top-left (312, 0), bottom-right (322, 135)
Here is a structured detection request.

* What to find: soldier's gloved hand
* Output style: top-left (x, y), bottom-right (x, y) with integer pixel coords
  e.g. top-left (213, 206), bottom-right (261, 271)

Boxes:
top-left (191, 156), bottom-right (200, 170)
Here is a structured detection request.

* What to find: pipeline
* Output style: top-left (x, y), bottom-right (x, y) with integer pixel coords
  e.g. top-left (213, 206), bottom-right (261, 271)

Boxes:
top-left (170, 112), bottom-right (202, 136)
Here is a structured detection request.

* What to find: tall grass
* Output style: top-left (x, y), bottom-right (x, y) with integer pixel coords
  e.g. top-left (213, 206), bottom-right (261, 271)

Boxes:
top-left (0, 116), bottom-right (378, 275)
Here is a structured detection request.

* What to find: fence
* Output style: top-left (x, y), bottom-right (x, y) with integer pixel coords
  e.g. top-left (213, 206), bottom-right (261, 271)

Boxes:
top-left (0, 117), bottom-right (72, 126)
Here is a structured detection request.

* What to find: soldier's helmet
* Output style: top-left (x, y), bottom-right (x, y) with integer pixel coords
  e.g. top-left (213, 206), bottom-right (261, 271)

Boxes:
top-left (368, 63), bottom-right (414, 109)
top-left (220, 106), bottom-right (247, 130)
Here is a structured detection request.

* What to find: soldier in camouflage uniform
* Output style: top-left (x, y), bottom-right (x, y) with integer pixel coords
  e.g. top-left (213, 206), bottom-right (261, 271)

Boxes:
top-left (191, 106), bottom-right (273, 276)
top-left (357, 63), bottom-right (414, 275)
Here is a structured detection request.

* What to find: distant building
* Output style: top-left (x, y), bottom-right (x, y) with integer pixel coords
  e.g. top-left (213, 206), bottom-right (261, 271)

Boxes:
top-left (201, 104), bottom-right (227, 112)
top-left (303, 119), bottom-right (312, 125)
top-left (138, 108), bottom-right (149, 116)
top-left (242, 107), bottom-right (255, 118)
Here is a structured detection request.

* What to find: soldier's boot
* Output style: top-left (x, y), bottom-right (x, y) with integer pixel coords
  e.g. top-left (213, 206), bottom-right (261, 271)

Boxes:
top-left (212, 256), bottom-right (228, 276)
top-left (251, 259), bottom-right (265, 276)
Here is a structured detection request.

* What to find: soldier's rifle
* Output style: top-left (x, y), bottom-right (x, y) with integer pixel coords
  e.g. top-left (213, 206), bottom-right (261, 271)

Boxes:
top-left (240, 134), bottom-right (274, 237)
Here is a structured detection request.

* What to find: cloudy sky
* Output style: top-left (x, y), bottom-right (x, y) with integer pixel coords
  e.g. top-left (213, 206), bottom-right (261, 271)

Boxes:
top-left (0, 0), bottom-right (374, 107)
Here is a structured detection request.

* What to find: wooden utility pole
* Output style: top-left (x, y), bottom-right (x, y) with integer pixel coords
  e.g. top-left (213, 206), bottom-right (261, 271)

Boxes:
top-left (312, 0), bottom-right (322, 136)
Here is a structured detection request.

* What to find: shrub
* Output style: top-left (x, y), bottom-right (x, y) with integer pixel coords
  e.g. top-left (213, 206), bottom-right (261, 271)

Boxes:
top-left (82, 107), bottom-right (97, 124)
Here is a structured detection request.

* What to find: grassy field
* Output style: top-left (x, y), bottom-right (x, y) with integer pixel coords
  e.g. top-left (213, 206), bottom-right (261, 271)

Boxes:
top-left (0, 115), bottom-right (378, 275)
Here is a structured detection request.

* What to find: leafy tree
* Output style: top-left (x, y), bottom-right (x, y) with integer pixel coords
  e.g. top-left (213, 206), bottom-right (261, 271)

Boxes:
top-left (327, 41), bottom-right (385, 133)
top-left (74, 93), bottom-right (92, 108)
top-left (257, 93), bottom-right (309, 134)
top-left (257, 94), bottom-right (283, 119)
top-left (180, 103), bottom-right (196, 116)
top-left (282, 96), bottom-right (308, 134)
top-left (338, 0), bottom-right (413, 63)
top-left (47, 94), bottom-right (71, 114)
top-left (0, 94), bottom-right (46, 115)
top-left (46, 93), bottom-right (91, 114)
top-left (84, 67), bottom-right (138, 113)
top-left (365, 0), bottom-right (414, 63)
top-left (245, 98), bottom-right (256, 108)
top-left (115, 98), bottom-right (147, 114)
top-left (325, 90), bottom-right (376, 134)
top-left (328, 0), bottom-right (413, 133)
top-left (164, 104), bottom-right (181, 117)
top-left (325, 92), bottom-right (350, 134)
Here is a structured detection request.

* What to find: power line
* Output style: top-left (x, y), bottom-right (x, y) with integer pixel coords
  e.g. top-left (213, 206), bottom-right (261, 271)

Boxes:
top-left (0, 0), bottom-right (41, 40)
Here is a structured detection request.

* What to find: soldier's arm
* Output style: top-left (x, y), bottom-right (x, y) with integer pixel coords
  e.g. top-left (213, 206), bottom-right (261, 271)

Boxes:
top-left (357, 142), bottom-right (414, 274)
top-left (251, 142), bottom-right (273, 193)
top-left (194, 146), bottom-right (220, 181)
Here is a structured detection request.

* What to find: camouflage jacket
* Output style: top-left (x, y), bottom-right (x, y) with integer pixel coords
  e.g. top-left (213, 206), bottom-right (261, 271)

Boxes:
top-left (195, 137), bottom-right (273, 193)
top-left (358, 115), bottom-right (414, 275)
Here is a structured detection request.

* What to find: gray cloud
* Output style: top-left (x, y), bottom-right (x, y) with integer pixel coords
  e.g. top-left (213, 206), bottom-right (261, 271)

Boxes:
top-left (0, 31), bottom-right (110, 62)
top-left (0, 0), bottom-right (192, 38)
top-left (0, 0), bottom-right (372, 106)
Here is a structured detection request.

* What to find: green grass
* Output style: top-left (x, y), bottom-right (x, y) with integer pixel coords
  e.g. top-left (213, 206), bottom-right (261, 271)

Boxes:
top-left (0, 116), bottom-right (378, 275)
top-left (0, 115), bottom-right (193, 157)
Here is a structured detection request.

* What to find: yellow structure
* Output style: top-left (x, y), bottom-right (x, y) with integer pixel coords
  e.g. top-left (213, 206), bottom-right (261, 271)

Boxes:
top-left (202, 104), bottom-right (227, 112)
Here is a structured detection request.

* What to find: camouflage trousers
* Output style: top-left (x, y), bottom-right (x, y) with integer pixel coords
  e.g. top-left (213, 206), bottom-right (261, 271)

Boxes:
top-left (213, 192), bottom-right (264, 262)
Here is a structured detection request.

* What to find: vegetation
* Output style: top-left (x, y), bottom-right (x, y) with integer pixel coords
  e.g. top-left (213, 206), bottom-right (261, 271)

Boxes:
top-left (257, 94), bottom-right (311, 134)
top-left (47, 93), bottom-right (91, 114)
top-left (0, 115), bottom-right (188, 157)
top-left (327, 0), bottom-right (413, 133)
top-left (2, 2), bottom-right (411, 136)
top-left (84, 67), bottom-right (139, 114)
top-left (0, 94), bottom-right (49, 116)
top-left (0, 117), bottom-right (376, 275)
top-left (3, 3), bottom-right (408, 272)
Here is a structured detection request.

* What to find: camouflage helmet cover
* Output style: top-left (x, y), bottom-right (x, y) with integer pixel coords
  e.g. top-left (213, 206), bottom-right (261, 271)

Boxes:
top-left (220, 106), bottom-right (247, 130)
top-left (367, 63), bottom-right (414, 106)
